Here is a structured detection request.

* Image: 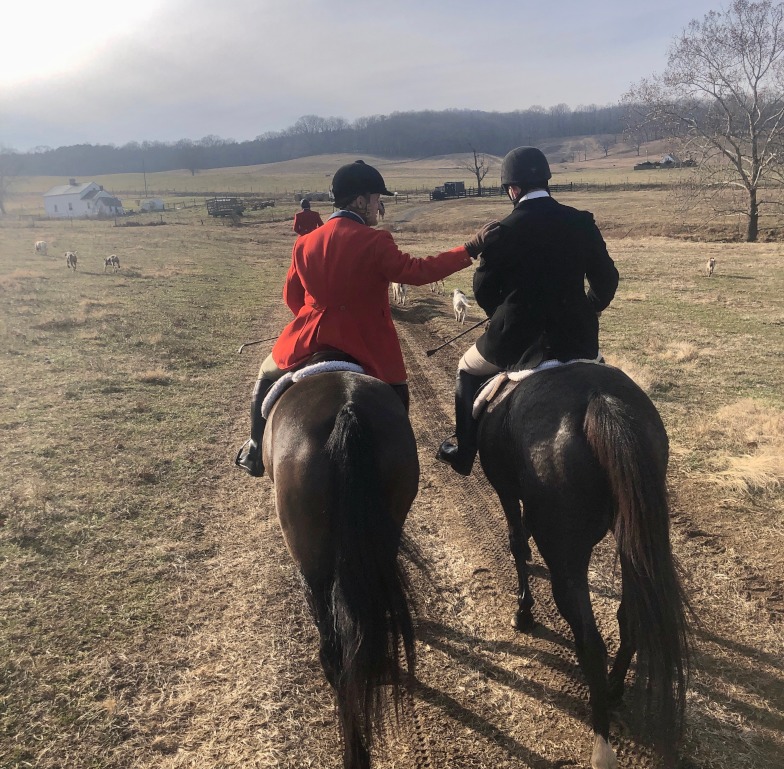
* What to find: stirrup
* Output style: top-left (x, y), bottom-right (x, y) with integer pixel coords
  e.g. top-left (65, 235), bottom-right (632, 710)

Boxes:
top-left (435, 439), bottom-right (474, 477)
top-left (235, 439), bottom-right (264, 477)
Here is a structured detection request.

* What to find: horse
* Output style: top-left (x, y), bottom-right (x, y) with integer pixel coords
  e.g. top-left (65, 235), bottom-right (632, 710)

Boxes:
top-left (262, 370), bottom-right (420, 769)
top-left (477, 362), bottom-right (690, 769)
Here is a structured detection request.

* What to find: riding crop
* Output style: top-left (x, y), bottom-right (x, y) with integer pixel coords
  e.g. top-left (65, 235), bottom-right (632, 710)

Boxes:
top-left (237, 335), bottom-right (278, 354)
top-left (425, 319), bottom-right (486, 356)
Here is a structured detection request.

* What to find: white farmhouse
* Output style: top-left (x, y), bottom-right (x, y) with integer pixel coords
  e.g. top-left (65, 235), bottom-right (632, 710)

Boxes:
top-left (43, 179), bottom-right (125, 218)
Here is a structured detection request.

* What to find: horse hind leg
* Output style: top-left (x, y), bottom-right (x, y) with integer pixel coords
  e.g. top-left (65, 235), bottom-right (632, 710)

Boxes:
top-left (607, 583), bottom-right (636, 706)
top-left (306, 582), bottom-right (341, 689)
top-left (499, 493), bottom-right (535, 630)
top-left (549, 563), bottom-right (616, 769)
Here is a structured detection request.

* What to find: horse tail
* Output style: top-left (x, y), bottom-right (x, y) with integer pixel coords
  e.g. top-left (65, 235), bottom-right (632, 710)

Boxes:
top-left (325, 402), bottom-right (416, 761)
top-left (584, 392), bottom-right (690, 744)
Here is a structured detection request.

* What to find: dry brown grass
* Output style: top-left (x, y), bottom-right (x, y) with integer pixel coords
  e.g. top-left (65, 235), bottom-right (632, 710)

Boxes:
top-left (692, 400), bottom-right (784, 497)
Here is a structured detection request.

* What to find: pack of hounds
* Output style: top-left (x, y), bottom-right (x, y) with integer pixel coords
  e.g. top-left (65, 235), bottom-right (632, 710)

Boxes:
top-left (33, 241), bottom-right (121, 273)
top-left (390, 280), bottom-right (471, 326)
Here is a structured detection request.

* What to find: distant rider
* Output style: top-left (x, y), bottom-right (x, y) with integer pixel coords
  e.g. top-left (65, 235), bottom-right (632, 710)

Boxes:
top-left (292, 198), bottom-right (323, 236)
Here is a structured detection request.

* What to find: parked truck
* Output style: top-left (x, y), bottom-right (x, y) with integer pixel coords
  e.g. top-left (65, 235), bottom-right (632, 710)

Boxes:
top-left (430, 181), bottom-right (466, 201)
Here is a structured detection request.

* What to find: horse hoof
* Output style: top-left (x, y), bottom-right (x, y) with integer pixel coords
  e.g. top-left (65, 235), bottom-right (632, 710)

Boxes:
top-left (591, 735), bottom-right (617, 769)
top-left (512, 611), bottom-right (536, 632)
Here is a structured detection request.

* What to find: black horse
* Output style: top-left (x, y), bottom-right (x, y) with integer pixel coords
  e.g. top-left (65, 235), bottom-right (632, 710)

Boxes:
top-left (263, 371), bottom-right (420, 769)
top-left (477, 362), bottom-right (690, 769)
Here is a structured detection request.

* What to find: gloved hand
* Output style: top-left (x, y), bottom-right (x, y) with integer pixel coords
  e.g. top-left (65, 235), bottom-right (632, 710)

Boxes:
top-left (464, 220), bottom-right (502, 259)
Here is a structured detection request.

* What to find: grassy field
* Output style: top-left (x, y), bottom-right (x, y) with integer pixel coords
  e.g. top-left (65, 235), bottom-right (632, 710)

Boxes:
top-left (1, 156), bottom-right (782, 767)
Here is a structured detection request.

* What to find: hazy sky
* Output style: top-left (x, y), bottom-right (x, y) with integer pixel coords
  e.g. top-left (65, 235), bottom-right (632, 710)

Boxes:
top-left (1, 0), bottom-right (722, 152)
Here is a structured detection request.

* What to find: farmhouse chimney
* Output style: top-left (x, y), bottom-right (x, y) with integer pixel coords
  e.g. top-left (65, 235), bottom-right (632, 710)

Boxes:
top-left (69, 178), bottom-right (77, 186)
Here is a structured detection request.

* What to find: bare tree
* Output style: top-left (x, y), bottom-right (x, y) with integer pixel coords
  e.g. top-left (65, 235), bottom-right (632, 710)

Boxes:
top-left (625, 0), bottom-right (784, 242)
top-left (598, 134), bottom-right (615, 157)
top-left (457, 145), bottom-right (494, 196)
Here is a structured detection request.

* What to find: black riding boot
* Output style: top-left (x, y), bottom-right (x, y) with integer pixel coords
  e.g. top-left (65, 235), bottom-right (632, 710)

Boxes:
top-left (436, 370), bottom-right (486, 476)
top-left (235, 377), bottom-right (274, 477)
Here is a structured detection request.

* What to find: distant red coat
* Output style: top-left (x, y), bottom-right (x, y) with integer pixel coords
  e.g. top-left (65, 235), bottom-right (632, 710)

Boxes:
top-left (272, 216), bottom-right (472, 382)
top-left (293, 209), bottom-right (324, 235)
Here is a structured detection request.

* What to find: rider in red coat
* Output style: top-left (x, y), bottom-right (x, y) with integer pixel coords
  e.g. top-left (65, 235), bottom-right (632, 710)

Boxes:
top-left (292, 199), bottom-right (323, 235)
top-left (235, 160), bottom-right (501, 477)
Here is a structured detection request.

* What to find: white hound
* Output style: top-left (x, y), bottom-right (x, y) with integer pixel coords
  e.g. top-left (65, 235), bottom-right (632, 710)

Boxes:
top-left (34, 241), bottom-right (48, 255)
top-left (705, 257), bottom-right (716, 277)
top-left (65, 251), bottom-right (78, 270)
top-left (452, 289), bottom-right (471, 325)
top-left (391, 282), bottom-right (408, 305)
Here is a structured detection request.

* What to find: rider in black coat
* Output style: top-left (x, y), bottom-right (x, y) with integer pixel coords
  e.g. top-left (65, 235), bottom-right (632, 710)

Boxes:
top-left (437, 146), bottom-right (619, 476)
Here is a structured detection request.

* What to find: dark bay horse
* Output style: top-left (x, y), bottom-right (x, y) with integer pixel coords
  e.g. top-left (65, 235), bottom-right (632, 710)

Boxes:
top-left (263, 371), bottom-right (420, 769)
top-left (477, 362), bottom-right (690, 769)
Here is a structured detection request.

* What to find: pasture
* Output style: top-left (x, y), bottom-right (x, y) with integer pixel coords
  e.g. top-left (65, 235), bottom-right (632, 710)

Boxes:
top-left (1, 159), bottom-right (783, 768)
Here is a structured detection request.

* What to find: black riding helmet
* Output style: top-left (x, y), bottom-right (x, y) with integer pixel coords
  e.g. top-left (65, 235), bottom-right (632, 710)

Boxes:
top-left (500, 146), bottom-right (552, 190)
top-left (300, 198), bottom-right (310, 209)
top-left (331, 160), bottom-right (393, 206)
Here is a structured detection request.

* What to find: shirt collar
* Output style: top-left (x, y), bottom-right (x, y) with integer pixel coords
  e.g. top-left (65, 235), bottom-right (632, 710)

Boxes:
top-left (520, 190), bottom-right (550, 202)
top-left (328, 209), bottom-right (365, 224)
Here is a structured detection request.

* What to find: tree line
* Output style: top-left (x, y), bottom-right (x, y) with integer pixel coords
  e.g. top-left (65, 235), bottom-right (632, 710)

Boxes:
top-left (2, 104), bottom-right (626, 178)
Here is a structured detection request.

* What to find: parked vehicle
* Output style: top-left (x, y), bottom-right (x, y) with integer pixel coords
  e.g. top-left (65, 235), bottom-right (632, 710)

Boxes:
top-left (206, 197), bottom-right (246, 217)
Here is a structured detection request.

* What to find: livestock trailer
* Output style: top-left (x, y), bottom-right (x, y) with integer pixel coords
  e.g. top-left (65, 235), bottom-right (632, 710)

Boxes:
top-left (206, 197), bottom-right (246, 217)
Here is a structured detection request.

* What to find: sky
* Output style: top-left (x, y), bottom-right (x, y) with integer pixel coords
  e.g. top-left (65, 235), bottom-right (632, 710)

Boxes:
top-left (0, 0), bottom-right (723, 152)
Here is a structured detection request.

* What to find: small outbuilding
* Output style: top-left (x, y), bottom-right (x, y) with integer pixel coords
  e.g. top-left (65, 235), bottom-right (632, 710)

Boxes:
top-left (43, 179), bottom-right (125, 218)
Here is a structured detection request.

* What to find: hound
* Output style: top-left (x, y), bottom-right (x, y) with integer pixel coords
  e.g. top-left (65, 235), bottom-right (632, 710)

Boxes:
top-left (452, 289), bottom-right (471, 325)
top-left (104, 254), bottom-right (120, 272)
top-left (65, 251), bottom-right (78, 270)
top-left (391, 282), bottom-right (407, 305)
top-left (429, 279), bottom-right (446, 295)
top-left (706, 257), bottom-right (716, 277)
top-left (34, 240), bottom-right (48, 255)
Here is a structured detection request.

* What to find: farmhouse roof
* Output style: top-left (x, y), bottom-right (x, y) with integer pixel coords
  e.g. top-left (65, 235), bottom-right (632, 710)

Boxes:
top-left (44, 181), bottom-right (96, 197)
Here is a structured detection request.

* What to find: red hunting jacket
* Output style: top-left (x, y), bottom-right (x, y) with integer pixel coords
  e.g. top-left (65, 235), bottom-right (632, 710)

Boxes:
top-left (292, 209), bottom-right (324, 235)
top-left (272, 216), bottom-right (472, 382)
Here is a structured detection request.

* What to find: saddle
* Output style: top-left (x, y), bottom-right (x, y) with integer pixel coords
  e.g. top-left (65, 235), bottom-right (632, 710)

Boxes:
top-left (261, 352), bottom-right (364, 419)
top-left (472, 356), bottom-right (605, 419)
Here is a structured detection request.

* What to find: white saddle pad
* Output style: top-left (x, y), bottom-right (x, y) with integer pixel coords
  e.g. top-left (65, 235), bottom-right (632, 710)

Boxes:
top-left (261, 361), bottom-right (365, 418)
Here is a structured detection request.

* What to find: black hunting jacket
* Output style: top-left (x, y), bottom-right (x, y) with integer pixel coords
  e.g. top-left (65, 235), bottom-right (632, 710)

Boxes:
top-left (474, 195), bottom-right (618, 370)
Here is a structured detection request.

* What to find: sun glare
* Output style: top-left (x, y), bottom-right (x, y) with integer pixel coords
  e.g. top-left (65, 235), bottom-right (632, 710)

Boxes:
top-left (2, 3), bottom-right (159, 86)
